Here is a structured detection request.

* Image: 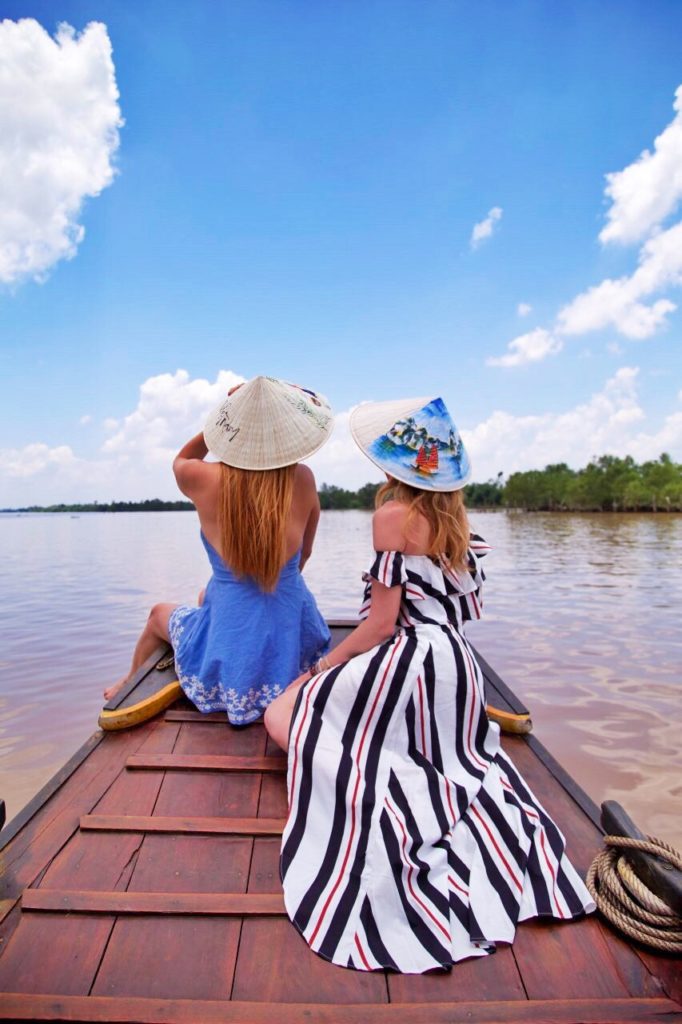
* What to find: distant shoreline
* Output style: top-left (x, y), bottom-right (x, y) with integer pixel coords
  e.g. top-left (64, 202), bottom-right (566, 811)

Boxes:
top-left (2, 453), bottom-right (681, 514)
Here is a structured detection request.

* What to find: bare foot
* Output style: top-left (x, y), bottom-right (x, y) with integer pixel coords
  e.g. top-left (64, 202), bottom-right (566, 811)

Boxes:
top-left (103, 676), bottom-right (128, 702)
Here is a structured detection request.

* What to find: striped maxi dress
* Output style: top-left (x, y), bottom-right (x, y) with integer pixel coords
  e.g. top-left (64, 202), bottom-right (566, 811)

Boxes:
top-left (281, 537), bottom-right (595, 973)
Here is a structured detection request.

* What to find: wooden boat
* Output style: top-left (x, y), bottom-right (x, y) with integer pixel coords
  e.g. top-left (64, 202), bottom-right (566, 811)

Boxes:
top-left (0, 621), bottom-right (680, 1023)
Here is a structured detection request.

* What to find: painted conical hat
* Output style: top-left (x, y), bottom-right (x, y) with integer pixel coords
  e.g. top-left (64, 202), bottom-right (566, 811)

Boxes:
top-left (350, 396), bottom-right (471, 492)
top-left (204, 376), bottom-right (333, 470)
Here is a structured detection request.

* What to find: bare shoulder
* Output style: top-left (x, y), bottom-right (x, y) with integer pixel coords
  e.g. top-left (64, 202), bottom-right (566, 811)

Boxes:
top-left (173, 457), bottom-right (219, 499)
top-left (294, 463), bottom-right (316, 487)
top-left (372, 500), bottom-right (408, 551)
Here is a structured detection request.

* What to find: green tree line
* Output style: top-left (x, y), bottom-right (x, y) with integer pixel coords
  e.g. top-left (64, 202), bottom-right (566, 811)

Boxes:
top-left (5, 454), bottom-right (681, 514)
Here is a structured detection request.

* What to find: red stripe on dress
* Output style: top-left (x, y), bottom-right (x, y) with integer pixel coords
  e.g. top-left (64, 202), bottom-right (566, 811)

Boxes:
top-left (386, 797), bottom-right (450, 942)
top-left (500, 777), bottom-right (539, 819)
top-left (444, 778), bottom-right (457, 825)
top-left (470, 805), bottom-right (523, 893)
top-left (308, 637), bottom-right (405, 946)
top-left (354, 933), bottom-right (372, 970)
top-left (540, 829), bottom-right (565, 918)
top-left (447, 874), bottom-right (468, 896)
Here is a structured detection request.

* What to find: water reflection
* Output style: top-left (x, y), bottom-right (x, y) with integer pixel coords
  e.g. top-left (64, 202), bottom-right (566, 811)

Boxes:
top-left (0, 509), bottom-right (680, 850)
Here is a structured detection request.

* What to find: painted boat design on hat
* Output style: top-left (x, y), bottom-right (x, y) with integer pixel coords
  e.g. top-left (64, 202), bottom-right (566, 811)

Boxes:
top-left (367, 397), bottom-right (471, 490)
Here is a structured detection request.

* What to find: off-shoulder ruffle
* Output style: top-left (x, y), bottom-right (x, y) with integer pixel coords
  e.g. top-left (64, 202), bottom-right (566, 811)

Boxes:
top-left (363, 533), bottom-right (489, 600)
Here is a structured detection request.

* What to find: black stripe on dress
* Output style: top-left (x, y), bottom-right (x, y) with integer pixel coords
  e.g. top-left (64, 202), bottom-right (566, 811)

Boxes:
top-left (405, 696), bottom-right (451, 837)
top-left (442, 629), bottom-right (487, 784)
top-left (360, 895), bottom-right (399, 971)
top-left (282, 664), bottom-right (345, 878)
top-left (388, 770), bottom-right (452, 921)
top-left (318, 634), bottom-right (419, 958)
top-left (289, 644), bottom-right (389, 929)
top-left (380, 806), bottom-right (452, 967)
top-left (463, 817), bottom-right (520, 926)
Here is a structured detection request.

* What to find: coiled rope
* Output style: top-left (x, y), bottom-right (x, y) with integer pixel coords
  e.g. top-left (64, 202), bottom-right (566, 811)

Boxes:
top-left (586, 834), bottom-right (682, 953)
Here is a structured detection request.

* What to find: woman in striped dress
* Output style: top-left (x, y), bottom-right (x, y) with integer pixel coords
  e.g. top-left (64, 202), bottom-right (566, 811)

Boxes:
top-left (265, 396), bottom-right (594, 973)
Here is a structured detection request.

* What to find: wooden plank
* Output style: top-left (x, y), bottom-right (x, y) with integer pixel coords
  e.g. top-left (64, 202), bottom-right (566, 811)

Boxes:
top-left (511, 917), bottom-right (631, 1000)
top-left (0, 995), bottom-right (680, 1023)
top-left (231, 920), bottom-right (389, 1004)
top-left (164, 709), bottom-right (225, 722)
top-left (21, 889), bottom-right (285, 915)
top-left (80, 814), bottom-right (285, 835)
top-left (91, 917), bottom-right (242, 1000)
top-left (126, 835), bottom-right (253, 895)
top-left (174, 720), bottom-right (267, 757)
top-left (0, 722), bottom-right (163, 925)
top-left (36, 723), bottom-right (182, 893)
top-left (126, 753), bottom-right (286, 772)
top-left (0, 915), bottom-right (115, 995)
top-left (388, 948), bottom-right (526, 1003)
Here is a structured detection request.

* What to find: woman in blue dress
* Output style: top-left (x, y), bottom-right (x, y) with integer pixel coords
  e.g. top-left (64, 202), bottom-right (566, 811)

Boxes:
top-left (104, 376), bottom-right (333, 725)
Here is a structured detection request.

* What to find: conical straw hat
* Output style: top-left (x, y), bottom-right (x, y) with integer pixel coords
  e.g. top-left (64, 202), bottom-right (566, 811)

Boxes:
top-left (204, 376), bottom-right (333, 470)
top-left (350, 395), bottom-right (471, 492)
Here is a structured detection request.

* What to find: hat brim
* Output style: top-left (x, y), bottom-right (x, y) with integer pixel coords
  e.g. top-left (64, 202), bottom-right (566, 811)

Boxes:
top-left (350, 397), bottom-right (471, 492)
top-left (204, 376), bottom-right (334, 470)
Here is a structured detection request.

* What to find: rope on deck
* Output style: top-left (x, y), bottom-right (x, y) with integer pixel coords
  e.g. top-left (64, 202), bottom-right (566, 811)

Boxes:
top-left (586, 834), bottom-right (682, 952)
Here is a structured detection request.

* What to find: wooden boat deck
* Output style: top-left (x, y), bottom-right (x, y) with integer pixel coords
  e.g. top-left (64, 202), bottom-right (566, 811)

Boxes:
top-left (0, 625), bottom-right (680, 1023)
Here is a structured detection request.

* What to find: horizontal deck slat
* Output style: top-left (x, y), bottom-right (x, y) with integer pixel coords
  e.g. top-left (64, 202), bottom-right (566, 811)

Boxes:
top-left (125, 754), bottom-right (287, 773)
top-left (0, 995), bottom-right (680, 1023)
top-left (80, 815), bottom-right (285, 835)
top-left (21, 890), bottom-right (285, 916)
top-left (164, 709), bottom-right (226, 722)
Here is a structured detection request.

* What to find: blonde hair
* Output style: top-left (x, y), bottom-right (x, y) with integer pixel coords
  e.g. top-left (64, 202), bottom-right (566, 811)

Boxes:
top-left (376, 478), bottom-right (470, 570)
top-left (218, 463), bottom-right (296, 591)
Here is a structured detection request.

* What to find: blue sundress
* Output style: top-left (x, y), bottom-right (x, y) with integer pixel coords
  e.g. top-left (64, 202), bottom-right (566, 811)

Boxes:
top-left (168, 533), bottom-right (330, 725)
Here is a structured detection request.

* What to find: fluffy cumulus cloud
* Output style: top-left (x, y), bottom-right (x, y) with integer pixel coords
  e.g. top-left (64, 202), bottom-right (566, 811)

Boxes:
top-left (0, 369), bottom-right (244, 506)
top-left (486, 328), bottom-right (562, 368)
top-left (489, 84), bottom-right (682, 367)
top-left (0, 18), bottom-right (122, 285)
top-left (600, 85), bottom-right (682, 245)
top-left (2, 367), bottom-right (681, 504)
top-left (470, 206), bottom-right (503, 248)
top-left (464, 367), bottom-right (682, 481)
top-left (517, 303), bottom-right (532, 317)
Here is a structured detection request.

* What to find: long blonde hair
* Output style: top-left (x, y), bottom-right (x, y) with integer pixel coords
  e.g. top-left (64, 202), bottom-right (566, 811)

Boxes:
top-left (376, 478), bottom-right (470, 570)
top-left (218, 463), bottom-right (296, 591)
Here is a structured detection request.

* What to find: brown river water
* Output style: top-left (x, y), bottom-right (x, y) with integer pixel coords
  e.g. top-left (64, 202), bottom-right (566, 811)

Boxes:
top-left (0, 509), bottom-right (680, 849)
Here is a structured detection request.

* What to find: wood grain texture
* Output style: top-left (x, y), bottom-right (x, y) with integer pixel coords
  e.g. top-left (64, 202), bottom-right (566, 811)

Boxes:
top-left (21, 889), bottom-right (285, 915)
top-left (0, 995), bottom-right (680, 1022)
top-left (80, 815), bottom-right (286, 835)
top-left (126, 754), bottom-right (287, 773)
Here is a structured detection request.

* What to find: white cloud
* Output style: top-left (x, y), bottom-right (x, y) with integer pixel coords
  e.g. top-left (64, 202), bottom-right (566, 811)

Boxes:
top-left (0, 19), bottom-right (122, 285)
top-left (79, 414), bottom-right (92, 425)
top-left (463, 367), bottom-right (681, 481)
top-left (517, 303), bottom-right (532, 317)
top-left (470, 206), bottom-right (503, 248)
top-left (2, 368), bottom-right (680, 504)
top-left (489, 84), bottom-right (682, 366)
top-left (486, 328), bottom-right (563, 368)
top-left (600, 85), bottom-right (682, 246)
top-left (101, 369), bottom-right (245, 463)
top-left (557, 221), bottom-right (682, 339)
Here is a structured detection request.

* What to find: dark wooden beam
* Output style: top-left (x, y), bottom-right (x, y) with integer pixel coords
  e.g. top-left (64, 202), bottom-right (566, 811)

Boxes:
top-left (21, 890), bottom-right (285, 916)
top-left (80, 814), bottom-right (285, 836)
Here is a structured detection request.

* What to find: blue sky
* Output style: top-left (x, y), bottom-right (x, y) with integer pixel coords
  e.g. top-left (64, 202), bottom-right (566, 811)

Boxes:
top-left (1, 0), bottom-right (681, 504)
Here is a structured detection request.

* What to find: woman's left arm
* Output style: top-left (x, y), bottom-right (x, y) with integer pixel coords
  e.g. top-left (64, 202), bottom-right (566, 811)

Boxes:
top-left (173, 433), bottom-right (210, 499)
